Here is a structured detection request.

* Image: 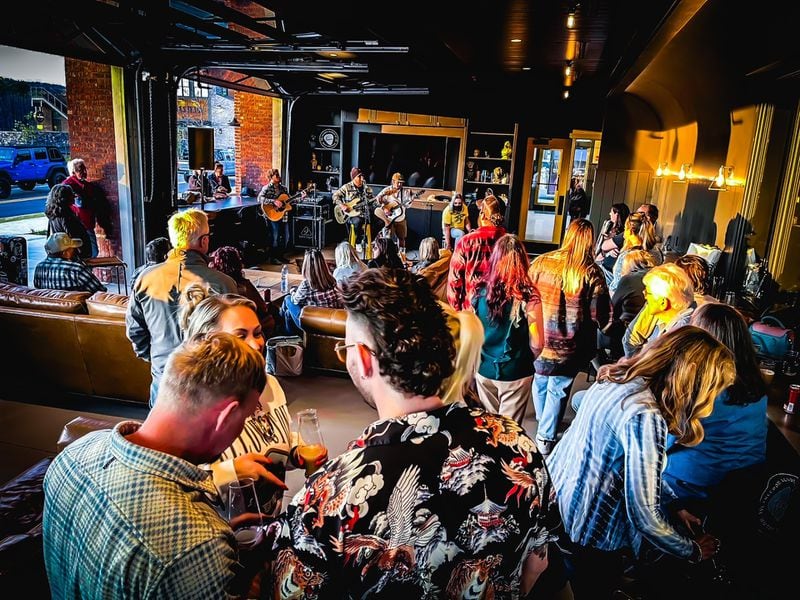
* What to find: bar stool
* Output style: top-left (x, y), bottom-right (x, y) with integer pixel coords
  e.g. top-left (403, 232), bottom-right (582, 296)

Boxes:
top-left (84, 256), bottom-right (129, 295)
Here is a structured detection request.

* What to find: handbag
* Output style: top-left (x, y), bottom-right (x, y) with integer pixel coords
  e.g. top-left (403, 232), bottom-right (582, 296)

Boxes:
top-left (266, 336), bottom-right (304, 376)
top-left (749, 320), bottom-right (794, 359)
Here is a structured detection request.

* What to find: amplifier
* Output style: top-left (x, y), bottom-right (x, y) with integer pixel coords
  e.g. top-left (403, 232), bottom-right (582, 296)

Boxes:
top-left (295, 202), bottom-right (330, 220)
top-left (294, 216), bottom-right (326, 249)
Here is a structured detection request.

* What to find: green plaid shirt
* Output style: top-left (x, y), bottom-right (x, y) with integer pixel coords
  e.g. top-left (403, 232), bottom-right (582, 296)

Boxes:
top-left (43, 421), bottom-right (241, 599)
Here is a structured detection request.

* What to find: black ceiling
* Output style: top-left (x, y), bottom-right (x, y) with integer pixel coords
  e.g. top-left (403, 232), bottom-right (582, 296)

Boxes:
top-left (2, 0), bottom-right (679, 120)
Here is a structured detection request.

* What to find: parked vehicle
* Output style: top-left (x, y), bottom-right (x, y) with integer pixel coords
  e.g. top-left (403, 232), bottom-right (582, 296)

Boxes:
top-left (0, 145), bottom-right (69, 199)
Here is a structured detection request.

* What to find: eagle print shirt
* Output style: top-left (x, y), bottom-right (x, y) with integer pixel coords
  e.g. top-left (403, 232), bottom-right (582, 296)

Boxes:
top-left (270, 402), bottom-right (560, 599)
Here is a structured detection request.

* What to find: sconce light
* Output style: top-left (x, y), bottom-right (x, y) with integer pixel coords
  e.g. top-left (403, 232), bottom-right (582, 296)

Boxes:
top-left (654, 162), bottom-right (668, 178)
top-left (675, 163), bottom-right (691, 183)
top-left (566, 9), bottom-right (576, 29)
top-left (228, 116), bottom-right (241, 128)
top-left (708, 165), bottom-right (733, 191)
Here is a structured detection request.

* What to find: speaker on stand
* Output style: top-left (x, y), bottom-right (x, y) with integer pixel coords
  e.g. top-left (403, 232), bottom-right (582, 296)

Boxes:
top-left (188, 127), bottom-right (215, 211)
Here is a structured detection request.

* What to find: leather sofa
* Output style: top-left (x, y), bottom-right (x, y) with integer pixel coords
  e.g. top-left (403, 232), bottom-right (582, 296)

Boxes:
top-left (0, 283), bottom-right (150, 405)
top-left (299, 253), bottom-right (452, 373)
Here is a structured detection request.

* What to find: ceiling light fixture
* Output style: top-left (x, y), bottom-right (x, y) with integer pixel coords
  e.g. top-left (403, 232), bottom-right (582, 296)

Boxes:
top-left (522, 66), bottom-right (531, 71)
top-left (564, 61), bottom-right (573, 77)
top-left (562, 89), bottom-right (570, 99)
top-left (511, 38), bottom-right (522, 43)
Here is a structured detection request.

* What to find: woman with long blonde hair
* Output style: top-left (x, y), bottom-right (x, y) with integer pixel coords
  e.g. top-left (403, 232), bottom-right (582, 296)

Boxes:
top-left (547, 326), bottom-right (735, 598)
top-left (528, 218), bottom-right (610, 454)
top-left (608, 212), bottom-right (661, 294)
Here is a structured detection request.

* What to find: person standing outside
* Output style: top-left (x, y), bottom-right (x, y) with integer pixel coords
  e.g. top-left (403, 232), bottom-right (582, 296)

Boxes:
top-left (528, 218), bottom-right (610, 455)
top-left (63, 158), bottom-right (113, 258)
top-left (43, 333), bottom-right (270, 599)
top-left (257, 168), bottom-right (291, 264)
top-left (333, 167), bottom-right (374, 256)
top-left (126, 209), bottom-right (237, 407)
top-left (374, 172), bottom-right (410, 254)
top-left (446, 194), bottom-right (505, 311)
top-left (441, 192), bottom-right (471, 251)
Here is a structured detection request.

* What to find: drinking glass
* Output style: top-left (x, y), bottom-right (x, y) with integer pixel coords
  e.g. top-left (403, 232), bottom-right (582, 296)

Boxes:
top-left (296, 408), bottom-right (327, 477)
top-left (228, 477), bottom-right (264, 549)
top-left (783, 351), bottom-right (799, 377)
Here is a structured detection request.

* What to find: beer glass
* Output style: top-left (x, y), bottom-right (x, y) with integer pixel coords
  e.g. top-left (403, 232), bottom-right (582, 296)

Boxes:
top-left (228, 477), bottom-right (264, 549)
top-left (296, 408), bottom-right (327, 477)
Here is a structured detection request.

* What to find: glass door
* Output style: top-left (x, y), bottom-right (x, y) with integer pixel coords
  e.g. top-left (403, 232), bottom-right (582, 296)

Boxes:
top-left (518, 138), bottom-right (571, 244)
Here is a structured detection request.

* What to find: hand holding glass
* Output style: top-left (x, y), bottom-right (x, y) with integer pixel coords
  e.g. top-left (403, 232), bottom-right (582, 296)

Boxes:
top-left (296, 409), bottom-right (327, 477)
top-left (228, 477), bottom-right (264, 548)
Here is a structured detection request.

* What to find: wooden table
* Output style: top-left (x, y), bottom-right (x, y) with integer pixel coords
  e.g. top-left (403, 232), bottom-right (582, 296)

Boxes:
top-left (242, 268), bottom-right (303, 305)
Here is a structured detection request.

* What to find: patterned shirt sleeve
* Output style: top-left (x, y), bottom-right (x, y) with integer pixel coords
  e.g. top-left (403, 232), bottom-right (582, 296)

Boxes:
top-left (78, 266), bottom-right (107, 294)
top-left (150, 535), bottom-right (241, 599)
top-left (446, 240), bottom-right (467, 310)
top-left (291, 280), bottom-right (311, 306)
top-left (621, 412), bottom-right (694, 559)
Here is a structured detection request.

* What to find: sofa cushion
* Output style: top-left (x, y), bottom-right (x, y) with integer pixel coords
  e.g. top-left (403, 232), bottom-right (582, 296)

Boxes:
top-left (0, 283), bottom-right (89, 314)
top-left (300, 306), bottom-right (347, 336)
top-left (86, 291), bottom-right (128, 318)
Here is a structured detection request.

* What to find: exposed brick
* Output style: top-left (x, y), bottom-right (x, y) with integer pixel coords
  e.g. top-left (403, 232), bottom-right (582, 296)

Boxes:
top-left (233, 91), bottom-right (273, 190)
top-left (64, 58), bottom-right (121, 266)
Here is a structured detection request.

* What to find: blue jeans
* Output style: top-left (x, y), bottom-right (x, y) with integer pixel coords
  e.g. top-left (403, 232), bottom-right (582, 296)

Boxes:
top-left (280, 295), bottom-right (303, 335)
top-left (148, 373), bottom-right (160, 409)
top-left (532, 373), bottom-right (575, 443)
top-left (87, 228), bottom-right (99, 258)
top-left (269, 218), bottom-right (289, 249)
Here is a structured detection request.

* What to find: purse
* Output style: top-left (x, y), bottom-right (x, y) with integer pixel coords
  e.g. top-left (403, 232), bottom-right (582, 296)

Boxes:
top-left (749, 319), bottom-right (794, 359)
top-left (266, 336), bottom-right (304, 376)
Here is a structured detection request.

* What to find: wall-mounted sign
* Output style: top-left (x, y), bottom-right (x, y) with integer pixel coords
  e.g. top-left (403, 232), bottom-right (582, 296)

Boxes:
top-left (318, 128), bottom-right (339, 149)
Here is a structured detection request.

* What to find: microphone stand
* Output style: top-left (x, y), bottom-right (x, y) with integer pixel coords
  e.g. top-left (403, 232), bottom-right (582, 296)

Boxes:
top-left (199, 167), bottom-right (206, 212)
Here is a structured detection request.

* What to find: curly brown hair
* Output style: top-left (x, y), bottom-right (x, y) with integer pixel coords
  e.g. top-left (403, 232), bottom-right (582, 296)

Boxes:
top-left (341, 269), bottom-right (455, 397)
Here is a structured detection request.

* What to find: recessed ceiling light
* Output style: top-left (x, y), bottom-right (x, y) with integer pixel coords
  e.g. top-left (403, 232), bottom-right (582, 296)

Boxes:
top-left (511, 38), bottom-right (522, 43)
top-left (522, 67), bottom-right (531, 71)
top-left (330, 53), bottom-right (338, 57)
top-left (563, 89), bottom-right (570, 99)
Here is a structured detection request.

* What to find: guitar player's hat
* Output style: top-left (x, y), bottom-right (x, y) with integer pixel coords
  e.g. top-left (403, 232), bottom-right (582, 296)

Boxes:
top-left (350, 167), bottom-right (363, 180)
top-left (391, 172), bottom-right (404, 183)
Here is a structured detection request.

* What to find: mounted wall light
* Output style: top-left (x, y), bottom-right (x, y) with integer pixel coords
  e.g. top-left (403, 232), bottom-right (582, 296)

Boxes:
top-left (566, 10), bottom-right (576, 29)
top-left (562, 89), bottom-right (570, 99)
top-left (708, 165), bottom-right (734, 191)
top-left (564, 61), bottom-right (573, 77)
top-left (675, 163), bottom-right (691, 182)
top-left (654, 162), bottom-right (668, 178)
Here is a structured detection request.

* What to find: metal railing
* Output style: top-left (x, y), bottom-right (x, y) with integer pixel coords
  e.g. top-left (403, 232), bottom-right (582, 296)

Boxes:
top-left (30, 86), bottom-right (68, 120)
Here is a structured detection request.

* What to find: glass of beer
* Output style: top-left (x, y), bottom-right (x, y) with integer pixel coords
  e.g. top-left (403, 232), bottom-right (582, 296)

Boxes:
top-left (296, 408), bottom-right (327, 477)
top-left (228, 477), bottom-right (264, 549)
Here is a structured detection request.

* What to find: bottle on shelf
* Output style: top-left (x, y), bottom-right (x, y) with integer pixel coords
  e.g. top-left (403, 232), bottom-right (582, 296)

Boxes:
top-left (280, 264), bottom-right (289, 293)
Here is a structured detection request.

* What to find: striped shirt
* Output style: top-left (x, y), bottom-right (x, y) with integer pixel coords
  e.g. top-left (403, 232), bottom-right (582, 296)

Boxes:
top-left (34, 256), bottom-right (106, 293)
top-left (547, 377), bottom-right (698, 560)
top-left (43, 421), bottom-right (241, 599)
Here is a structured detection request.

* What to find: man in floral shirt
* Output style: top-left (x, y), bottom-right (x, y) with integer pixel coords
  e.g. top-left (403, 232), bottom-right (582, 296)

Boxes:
top-left (271, 269), bottom-right (560, 599)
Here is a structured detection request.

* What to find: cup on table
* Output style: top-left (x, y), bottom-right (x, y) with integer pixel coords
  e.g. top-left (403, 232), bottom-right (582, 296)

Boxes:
top-left (296, 408), bottom-right (327, 477)
top-left (760, 368), bottom-right (775, 385)
top-left (228, 477), bottom-right (264, 549)
top-left (783, 350), bottom-right (799, 377)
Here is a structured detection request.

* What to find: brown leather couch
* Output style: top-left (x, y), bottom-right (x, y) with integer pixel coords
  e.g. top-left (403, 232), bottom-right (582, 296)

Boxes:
top-left (299, 254), bottom-right (452, 373)
top-left (0, 283), bottom-right (150, 405)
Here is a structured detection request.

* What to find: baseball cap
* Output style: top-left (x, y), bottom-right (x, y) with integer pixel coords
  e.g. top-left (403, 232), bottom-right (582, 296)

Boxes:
top-left (350, 167), bottom-right (363, 180)
top-left (45, 232), bottom-right (83, 254)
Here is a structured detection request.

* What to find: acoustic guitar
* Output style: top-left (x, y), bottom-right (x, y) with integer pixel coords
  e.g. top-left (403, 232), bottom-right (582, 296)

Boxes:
top-left (260, 184), bottom-right (314, 222)
top-left (379, 190), bottom-right (423, 224)
top-left (333, 196), bottom-right (367, 224)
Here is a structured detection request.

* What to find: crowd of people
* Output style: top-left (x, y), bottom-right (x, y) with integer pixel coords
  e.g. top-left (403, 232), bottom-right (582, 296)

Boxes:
top-left (35, 166), bottom-right (773, 599)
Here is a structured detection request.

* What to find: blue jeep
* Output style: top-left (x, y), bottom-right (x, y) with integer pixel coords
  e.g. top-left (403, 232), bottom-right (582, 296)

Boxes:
top-left (0, 145), bottom-right (69, 199)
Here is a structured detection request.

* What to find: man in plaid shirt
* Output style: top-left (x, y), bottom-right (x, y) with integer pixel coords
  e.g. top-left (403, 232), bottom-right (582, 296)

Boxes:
top-left (33, 232), bottom-right (106, 293)
top-left (446, 195), bottom-right (505, 310)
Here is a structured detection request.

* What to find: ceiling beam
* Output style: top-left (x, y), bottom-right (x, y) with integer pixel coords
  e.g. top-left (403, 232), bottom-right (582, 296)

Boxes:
top-left (167, 7), bottom-right (255, 45)
top-left (178, 0), bottom-right (292, 43)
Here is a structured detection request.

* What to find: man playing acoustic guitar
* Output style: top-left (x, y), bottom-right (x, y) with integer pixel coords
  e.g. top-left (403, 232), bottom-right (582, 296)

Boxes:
top-left (257, 168), bottom-right (291, 264)
top-left (373, 172), bottom-right (411, 254)
top-left (333, 167), bottom-right (375, 256)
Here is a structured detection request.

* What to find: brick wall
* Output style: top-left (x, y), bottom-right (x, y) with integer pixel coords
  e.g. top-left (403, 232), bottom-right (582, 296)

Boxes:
top-left (64, 58), bottom-right (120, 260)
top-left (234, 90), bottom-right (273, 192)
